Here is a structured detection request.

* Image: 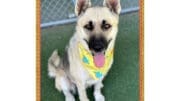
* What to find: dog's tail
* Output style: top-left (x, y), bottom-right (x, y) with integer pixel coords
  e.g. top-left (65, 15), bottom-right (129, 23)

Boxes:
top-left (48, 49), bottom-right (61, 78)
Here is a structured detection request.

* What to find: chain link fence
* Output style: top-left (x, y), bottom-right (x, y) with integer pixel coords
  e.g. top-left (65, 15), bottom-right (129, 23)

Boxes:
top-left (41, 0), bottom-right (139, 28)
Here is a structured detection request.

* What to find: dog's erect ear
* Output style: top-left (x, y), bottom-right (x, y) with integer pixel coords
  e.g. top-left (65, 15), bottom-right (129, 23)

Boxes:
top-left (75, 0), bottom-right (91, 16)
top-left (103, 0), bottom-right (121, 14)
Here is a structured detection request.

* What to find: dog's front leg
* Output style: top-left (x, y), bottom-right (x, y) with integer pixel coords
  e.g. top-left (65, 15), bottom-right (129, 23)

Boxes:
top-left (94, 81), bottom-right (105, 101)
top-left (76, 82), bottom-right (89, 101)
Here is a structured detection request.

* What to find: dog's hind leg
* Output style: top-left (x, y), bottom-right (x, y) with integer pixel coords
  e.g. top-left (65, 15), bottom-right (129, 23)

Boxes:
top-left (55, 75), bottom-right (75, 101)
top-left (94, 81), bottom-right (105, 101)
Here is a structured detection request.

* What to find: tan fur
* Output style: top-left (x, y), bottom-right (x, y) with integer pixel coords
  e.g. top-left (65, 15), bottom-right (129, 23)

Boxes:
top-left (48, 0), bottom-right (121, 101)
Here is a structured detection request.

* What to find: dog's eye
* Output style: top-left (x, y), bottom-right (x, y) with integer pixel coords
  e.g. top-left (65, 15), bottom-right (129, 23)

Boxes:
top-left (104, 24), bottom-right (111, 30)
top-left (102, 20), bottom-right (111, 30)
top-left (84, 21), bottom-right (94, 31)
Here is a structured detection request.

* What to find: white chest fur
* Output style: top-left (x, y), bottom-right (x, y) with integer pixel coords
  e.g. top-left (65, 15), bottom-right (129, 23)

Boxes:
top-left (79, 64), bottom-right (101, 87)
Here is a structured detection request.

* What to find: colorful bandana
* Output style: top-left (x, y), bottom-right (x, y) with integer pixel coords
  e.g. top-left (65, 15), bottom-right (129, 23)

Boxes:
top-left (78, 43), bottom-right (114, 80)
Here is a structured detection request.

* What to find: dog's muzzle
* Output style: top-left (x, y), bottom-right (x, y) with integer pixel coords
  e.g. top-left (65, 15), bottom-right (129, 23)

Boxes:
top-left (87, 36), bottom-right (109, 53)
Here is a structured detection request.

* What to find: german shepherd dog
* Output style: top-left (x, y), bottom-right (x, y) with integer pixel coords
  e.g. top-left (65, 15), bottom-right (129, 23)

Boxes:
top-left (48, 0), bottom-right (121, 101)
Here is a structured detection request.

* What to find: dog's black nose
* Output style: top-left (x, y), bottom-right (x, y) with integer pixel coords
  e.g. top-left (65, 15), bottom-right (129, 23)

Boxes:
top-left (88, 36), bottom-right (108, 52)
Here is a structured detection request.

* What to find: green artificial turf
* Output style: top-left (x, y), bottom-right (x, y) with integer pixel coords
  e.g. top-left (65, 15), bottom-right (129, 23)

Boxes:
top-left (41, 12), bottom-right (139, 101)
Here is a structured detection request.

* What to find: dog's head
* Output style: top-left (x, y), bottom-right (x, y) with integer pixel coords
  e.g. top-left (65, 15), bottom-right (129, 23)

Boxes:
top-left (75, 0), bottom-right (121, 66)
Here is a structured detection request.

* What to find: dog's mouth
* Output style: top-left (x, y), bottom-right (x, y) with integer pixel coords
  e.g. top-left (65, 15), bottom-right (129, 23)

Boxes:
top-left (84, 36), bottom-right (112, 67)
top-left (91, 51), bottom-right (106, 67)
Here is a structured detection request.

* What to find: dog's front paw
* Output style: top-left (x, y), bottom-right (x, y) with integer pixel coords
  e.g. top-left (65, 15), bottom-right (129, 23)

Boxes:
top-left (65, 96), bottom-right (75, 101)
top-left (80, 99), bottom-right (89, 101)
top-left (79, 97), bottom-right (89, 101)
top-left (95, 94), bottom-right (105, 101)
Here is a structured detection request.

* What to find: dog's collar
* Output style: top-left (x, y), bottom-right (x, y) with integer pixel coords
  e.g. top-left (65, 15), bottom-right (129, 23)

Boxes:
top-left (78, 43), bottom-right (114, 80)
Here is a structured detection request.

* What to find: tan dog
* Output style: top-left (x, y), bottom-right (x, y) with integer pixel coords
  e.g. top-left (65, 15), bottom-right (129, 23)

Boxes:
top-left (48, 0), bottom-right (121, 101)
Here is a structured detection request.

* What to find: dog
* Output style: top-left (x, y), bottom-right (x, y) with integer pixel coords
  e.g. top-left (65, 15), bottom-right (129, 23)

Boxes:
top-left (48, 0), bottom-right (121, 101)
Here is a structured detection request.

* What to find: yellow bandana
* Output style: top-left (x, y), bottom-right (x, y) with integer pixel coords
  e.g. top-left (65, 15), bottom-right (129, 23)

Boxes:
top-left (78, 43), bottom-right (114, 80)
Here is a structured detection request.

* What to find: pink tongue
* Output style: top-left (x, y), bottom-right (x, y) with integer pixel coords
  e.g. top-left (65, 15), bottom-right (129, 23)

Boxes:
top-left (93, 53), bottom-right (105, 68)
